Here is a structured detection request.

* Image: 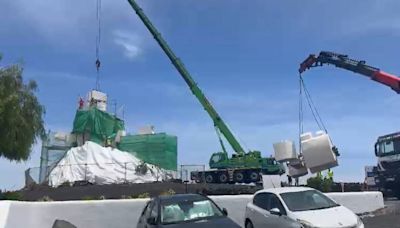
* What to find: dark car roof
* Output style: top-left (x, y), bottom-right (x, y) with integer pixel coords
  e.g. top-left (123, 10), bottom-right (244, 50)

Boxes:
top-left (157, 194), bottom-right (208, 204)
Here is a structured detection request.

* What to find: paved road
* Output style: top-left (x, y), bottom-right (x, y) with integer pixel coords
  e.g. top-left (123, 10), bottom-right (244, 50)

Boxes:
top-left (363, 199), bottom-right (400, 228)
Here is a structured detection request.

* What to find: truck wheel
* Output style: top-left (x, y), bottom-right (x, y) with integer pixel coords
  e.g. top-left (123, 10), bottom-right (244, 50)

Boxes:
top-left (249, 171), bottom-right (259, 182)
top-left (219, 173), bottom-right (228, 183)
top-left (205, 174), bottom-right (214, 183)
top-left (234, 172), bottom-right (244, 183)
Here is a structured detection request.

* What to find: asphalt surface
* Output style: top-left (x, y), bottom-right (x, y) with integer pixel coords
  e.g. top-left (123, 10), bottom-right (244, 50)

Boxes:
top-left (362, 199), bottom-right (400, 228)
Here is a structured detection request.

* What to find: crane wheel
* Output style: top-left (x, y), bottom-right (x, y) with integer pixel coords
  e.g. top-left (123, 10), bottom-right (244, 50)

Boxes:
top-left (234, 172), bottom-right (244, 183)
top-left (219, 173), bottom-right (228, 183)
top-left (249, 171), bottom-right (259, 182)
top-left (205, 174), bottom-right (214, 183)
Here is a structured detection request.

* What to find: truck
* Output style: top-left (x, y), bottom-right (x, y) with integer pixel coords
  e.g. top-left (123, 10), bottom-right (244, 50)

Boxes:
top-left (127, 0), bottom-right (284, 184)
top-left (300, 51), bottom-right (400, 198)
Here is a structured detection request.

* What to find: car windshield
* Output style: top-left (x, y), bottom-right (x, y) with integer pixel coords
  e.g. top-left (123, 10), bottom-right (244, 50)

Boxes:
top-left (280, 190), bottom-right (339, 212)
top-left (160, 199), bottom-right (224, 224)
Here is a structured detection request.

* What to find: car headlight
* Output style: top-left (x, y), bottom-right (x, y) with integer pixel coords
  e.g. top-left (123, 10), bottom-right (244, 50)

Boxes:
top-left (297, 219), bottom-right (317, 228)
top-left (357, 216), bottom-right (364, 228)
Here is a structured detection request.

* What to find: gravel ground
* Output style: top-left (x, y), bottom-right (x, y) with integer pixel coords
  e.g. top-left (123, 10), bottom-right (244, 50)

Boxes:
top-left (362, 199), bottom-right (400, 228)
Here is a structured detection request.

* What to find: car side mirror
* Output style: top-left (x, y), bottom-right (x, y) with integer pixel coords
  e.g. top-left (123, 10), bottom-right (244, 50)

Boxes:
top-left (269, 208), bottom-right (282, 216)
top-left (222, 208), bottom-right (228, 216)
top-left (147, 217), bottom-right (157, 225)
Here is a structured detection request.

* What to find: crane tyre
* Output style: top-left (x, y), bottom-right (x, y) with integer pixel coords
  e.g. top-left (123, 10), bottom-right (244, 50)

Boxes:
top-left (234, 172), bottom-right (244, 183)
top-left (249, 171), bottom-right (259, 182)
top-left (205, 174), bottom-right (214, 183)
top-left (219, 173), bottom-right (228, 183)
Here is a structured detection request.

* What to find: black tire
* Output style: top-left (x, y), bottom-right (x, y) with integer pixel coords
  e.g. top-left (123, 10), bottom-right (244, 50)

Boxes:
top-left (245, 220), bottom-right (254, 228)
top-left (219, 173), bottom-right (228, 183)
top-left (234, 172), bottom-right (244, 183)
top-left (249, 171), bottom-right (259, 182)
top-left (205, 174), bottom-right (214, 183)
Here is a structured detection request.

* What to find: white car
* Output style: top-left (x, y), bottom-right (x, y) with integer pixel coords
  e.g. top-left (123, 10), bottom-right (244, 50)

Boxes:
top-left (245, 187), bottom-right (364, 228)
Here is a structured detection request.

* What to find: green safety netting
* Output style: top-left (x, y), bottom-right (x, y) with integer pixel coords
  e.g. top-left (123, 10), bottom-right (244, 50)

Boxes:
top-left (72, 108), bottom-right (125, 144)
top-left (118, 133), bottom-right (177, 171)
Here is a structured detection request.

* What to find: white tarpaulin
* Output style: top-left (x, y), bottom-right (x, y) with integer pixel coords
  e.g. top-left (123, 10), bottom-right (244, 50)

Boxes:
top-left (49, 141), bottom-right (166, 187)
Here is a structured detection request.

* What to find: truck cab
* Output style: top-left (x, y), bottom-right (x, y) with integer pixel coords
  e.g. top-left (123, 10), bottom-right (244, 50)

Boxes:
top-left (374, 132), bottom-right (400, 198)
top-left (375, 132), bottom-right (400, 171)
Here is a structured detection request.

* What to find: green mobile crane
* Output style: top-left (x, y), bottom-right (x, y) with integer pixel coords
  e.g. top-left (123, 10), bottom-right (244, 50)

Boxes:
top-left (127, 0), bottom-right (284, 183)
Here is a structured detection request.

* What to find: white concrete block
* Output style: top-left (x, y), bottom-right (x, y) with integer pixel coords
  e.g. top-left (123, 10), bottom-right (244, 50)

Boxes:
top-left (273, 140), bottom-right (297, 162)
top-left (287, 160), bottom-right (308, 178)
top-left (300, 132), bottom-right (312, 141)
top-left (301, 132), bottom-right (338, 173)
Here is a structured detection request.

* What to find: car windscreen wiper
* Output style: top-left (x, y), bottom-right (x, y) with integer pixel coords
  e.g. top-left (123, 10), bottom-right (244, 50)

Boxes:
top-left (308, 204), bottom-right (339, 210)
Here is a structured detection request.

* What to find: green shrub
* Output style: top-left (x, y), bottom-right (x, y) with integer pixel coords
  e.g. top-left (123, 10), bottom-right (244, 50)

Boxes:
top-left (160, 189), bottom-right (176, 196)
top-left (136, 192), bottom-right (150, 198)
top-left (307, 175), bottom-right (333, 192)
top-left (82, 195), bottom-right (97, 200)
top-left (38, 196), bottom-right (53, 201)
top-left (1, 191), bottom-right (22, 201)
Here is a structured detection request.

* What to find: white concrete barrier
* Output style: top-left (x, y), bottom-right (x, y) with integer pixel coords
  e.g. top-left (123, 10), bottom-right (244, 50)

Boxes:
top-left (326, 191), bottom-right (384, 214)
top-left (0, 192), bottom-right (384, 228)
top-left (0, 201), bottom-right (10, 228)
top-left (210, 195), bottom-right (252, 226)
top-left (1, 199), bottom-right (148, 228)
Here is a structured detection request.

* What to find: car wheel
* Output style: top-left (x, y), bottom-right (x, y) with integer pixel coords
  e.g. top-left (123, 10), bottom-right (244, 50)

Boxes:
top-left (245, 220), bottom-right (254, 228)
top-left (234, 172), bottom-right (244, 183)
top-left (219, 173), bottom-right (228, 183)
top-left (205, 174), bottom-right (214, 183)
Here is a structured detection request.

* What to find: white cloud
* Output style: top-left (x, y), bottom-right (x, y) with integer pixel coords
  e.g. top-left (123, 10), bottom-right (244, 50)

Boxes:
top-left (0, 0), bottom-right (149, 49)
top-left (113, 30), bottom-right (143, 60)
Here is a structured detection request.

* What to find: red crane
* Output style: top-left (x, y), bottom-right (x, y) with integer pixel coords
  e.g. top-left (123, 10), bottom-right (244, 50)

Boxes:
top-left (299, 51), bottom-right (400, 93)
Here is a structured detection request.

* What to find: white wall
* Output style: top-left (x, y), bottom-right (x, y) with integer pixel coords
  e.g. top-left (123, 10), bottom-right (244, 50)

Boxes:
top-left (3, 199), bottom-right (148, 228)
top-left (326, 192), bottom-right (384, 214)
top-left (0, 202), bottom-right (10, 228)
top-left (210, 195), bottom-right (252, 226)
top-left (0, 192), bottom-right (384, 228)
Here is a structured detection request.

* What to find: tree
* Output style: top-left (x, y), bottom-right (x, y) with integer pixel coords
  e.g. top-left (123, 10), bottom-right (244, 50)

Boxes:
top-left (0, 54), bottom-right (45, 161)
top-left (306, 175), bottom-right (333, 192)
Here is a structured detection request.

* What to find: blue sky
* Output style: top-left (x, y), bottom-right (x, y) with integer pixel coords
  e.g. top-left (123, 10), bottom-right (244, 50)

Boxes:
top-left (1, 0), bottom-right (400, 189)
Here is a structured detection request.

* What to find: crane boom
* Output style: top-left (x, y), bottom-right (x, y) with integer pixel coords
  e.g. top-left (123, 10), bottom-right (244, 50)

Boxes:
top-left (127, 0), bottom-right (245, 155)
top-left (299, 51), bottom-right (400, 93)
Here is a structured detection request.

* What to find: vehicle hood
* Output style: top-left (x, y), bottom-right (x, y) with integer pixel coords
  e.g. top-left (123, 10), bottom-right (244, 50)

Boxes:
top-left (291, 205), bottom-right (358, 227)
top-left (162, 217), bottom-right (241, 228)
